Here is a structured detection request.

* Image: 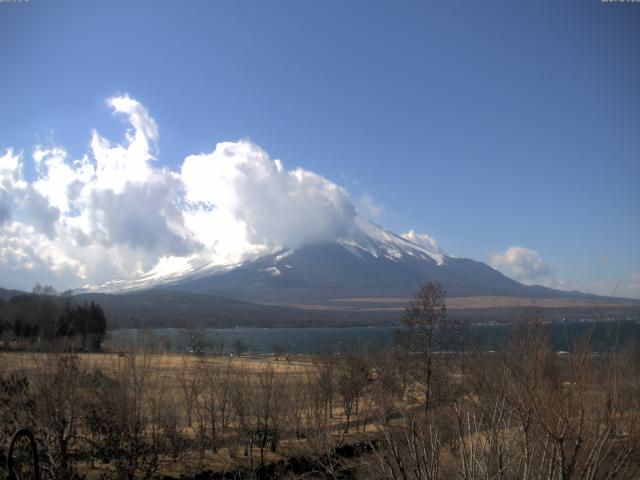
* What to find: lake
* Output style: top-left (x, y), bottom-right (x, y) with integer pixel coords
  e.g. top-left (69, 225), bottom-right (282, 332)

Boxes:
top-left (105, 320), bottom-right (640, 354)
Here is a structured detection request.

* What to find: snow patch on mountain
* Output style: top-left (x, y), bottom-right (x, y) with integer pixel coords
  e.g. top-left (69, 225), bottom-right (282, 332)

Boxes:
top-left (338, 217), bottom-right (446, 265)
top-left (84, 259), bottom-right (235, 293)
top-left (87, 216), bottom-right (446, 293)
top-left (263, 266), bottom-right (281, 276)
top-left (275, 250), bottom-right (294, 262)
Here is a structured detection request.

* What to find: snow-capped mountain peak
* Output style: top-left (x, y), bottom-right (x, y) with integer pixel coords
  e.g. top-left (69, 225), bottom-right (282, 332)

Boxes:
top-left (85, 214), bottom-right (585, 305)
top-left (86, 216), bottom-right (446, 293)
top-left (340, 217), bottom-right (446, 265)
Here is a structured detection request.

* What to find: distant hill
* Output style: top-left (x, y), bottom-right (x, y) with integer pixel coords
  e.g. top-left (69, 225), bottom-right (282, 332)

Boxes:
top-left (72, 290), bottom-right (394, 329)
top-left (68, 290), bottom-right (640, 328)
top-left (0, 287), bottom-right (26, 301)
top-left (2, 286), bottom-right (638, 329)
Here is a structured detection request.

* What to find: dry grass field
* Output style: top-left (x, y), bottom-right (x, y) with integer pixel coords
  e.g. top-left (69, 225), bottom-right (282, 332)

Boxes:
top-left (2, 321), bottom-right (640, 479)
top-left (286, 295), bottom-right (640, 313)
top-left (0, 351), bottom-right (313, 377)
top-left (0, 350), bottom-right (389, 478)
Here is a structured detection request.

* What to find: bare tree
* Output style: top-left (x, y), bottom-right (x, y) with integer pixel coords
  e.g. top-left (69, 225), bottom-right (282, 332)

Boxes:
top-left (313, 351), bottom-right (336, 421)
top-left (463, 321), bottom-right (640, 480)
top-left (102, 348), bottom-right (177, 480)
top-left (336, 348), bottom-right (369, 434)
top-left (232, 338), bottom-right (249, 357)
top-left (180, 321), bottom-right (211, 355)
top-left (252, 365), bottom-right (290, 463)
top-left (372, 412), bottom-right (441, 480)
top-left (33, 353), bottom-right (84, 480)
top-left (194, 357), bottom-right (225, 453)
top-left (228, 367), bottom-right (255, 467)
top-left (370, 347), bottom-right (405, 424)
top-left (399, 282), bottom-right (454, 413)
top-left (178, 358), bottom-right (201, 429)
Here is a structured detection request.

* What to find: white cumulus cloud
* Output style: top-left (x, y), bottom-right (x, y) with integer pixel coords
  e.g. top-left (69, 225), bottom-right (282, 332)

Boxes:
top-left (0, 149), bottom-right (28, 225)
top-left (181, 140), bottom-right (356, 250)
top-left (0, 94), bottom-right (362, 291)
top-left (490, 246), bottom-right (553, 283)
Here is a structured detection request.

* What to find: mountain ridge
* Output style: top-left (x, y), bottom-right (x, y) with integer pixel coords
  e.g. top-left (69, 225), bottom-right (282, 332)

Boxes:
top-left (135, 218), bottom-right (607, 306)
top-left (83, 217), bottom-right (622, 306)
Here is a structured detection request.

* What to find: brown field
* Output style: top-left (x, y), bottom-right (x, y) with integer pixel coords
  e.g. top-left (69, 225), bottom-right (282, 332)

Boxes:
top-left (293, 295), bottom-right (640, 311)
top-left (0, 350), bottom-right (385, 478)
top-left (0, 351), bottom-right (313, 376)
top-left (2, 321), bottom-right (640, 479)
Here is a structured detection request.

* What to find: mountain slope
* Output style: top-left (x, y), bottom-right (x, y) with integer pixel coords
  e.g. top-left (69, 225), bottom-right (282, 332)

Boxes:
top-left (73, 290), bottom-right (387, 328)
top-left (154, 219), bottom-right (596, 305)
top-left (164, 243), bottom-right (583, 303)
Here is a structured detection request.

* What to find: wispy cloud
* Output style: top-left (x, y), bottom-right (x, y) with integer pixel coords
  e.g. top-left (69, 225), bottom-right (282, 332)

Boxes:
top-left (401, 230), bottom-right (442, 254)
top-left (357, 192), bottom-right (384, 219)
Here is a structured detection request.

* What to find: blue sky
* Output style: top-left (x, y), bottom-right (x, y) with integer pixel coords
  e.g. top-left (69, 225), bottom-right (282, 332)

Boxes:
top-left (1, 0), bottom-right (639, 297)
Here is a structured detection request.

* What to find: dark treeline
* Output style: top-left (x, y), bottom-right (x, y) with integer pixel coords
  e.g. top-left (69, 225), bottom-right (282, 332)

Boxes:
top-left (0, 284), bottom-right (107, 351)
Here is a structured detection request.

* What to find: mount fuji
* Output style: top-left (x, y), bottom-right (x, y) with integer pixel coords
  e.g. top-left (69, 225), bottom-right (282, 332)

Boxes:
top-left (90, 217), bottom-right (598, 310)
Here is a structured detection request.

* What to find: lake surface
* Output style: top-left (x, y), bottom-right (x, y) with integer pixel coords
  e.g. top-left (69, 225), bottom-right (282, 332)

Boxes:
top-left (105, 320), bottom-right (640, 354)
